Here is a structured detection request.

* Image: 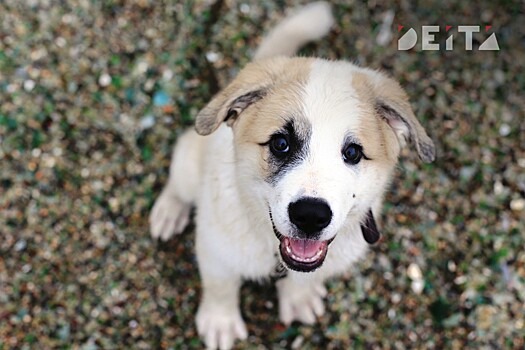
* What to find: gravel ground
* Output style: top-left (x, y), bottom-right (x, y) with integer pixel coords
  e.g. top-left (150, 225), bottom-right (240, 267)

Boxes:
top-left (1, 1), bottom-right (524, 349)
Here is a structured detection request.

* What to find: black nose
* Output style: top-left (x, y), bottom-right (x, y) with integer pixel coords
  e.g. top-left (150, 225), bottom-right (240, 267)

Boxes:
top-left (288, 197), bottom-right (332, 235)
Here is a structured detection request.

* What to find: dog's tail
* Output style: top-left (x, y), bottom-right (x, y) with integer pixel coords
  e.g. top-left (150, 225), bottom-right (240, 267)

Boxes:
top-left (253, 1), bottom-right (334, 60)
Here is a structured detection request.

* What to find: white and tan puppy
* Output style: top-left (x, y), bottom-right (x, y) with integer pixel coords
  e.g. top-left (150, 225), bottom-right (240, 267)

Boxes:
top-left (150, 2), bottom-right (435, 349)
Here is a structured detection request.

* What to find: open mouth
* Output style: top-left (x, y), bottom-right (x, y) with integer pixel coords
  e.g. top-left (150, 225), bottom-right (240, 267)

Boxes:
top-left (279, 236), bottom-right (329, 272)
top-left (270, 212), bottom-right (332, 272)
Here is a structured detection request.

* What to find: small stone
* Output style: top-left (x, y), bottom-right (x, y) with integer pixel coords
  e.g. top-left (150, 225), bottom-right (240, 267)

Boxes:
top-left (239, 3), bottom-right (250, 14)
top-left (459, 166), bottom-right (477, 181)
top-left (14, 240), bottom-right (27, 252)
top-left (388, 308), bottom-right (396, 319)
top-left (136, 61), bottom-right (149, 74)
top-left (23, 79), bottom-right (36, 92)
top-left (140, 115), bottom-right (155, 129)
top-left (291, 335), bottom-right (304, 349)
top-left (55, 37), bottom-right (67, 48)
top-left (391, 293), bottom-right (402, 304)
top-left (411, 279), bottom-right (424, 294)
top-left (162, 69), bottom-right (173, 81)
top-left (31, 148), bottom-right (42, 157)
top-left (81, 168), bottom-right (90, 178)
top-left (476, 305), bottom-right (497, 330)
top-left (454, 275), bottom-right (467, 285)
top-left (510, 198), bottom-right (525, 211)
top-left (493, 181), bottom-right (504, 195)
top-left (53, 147), bottom-right (63, 157)
top-left (153, 91), bottom-right (170, 106)
top-left (407, 263), bottom-right (423, 280)
top-left (6, 84), bottom-right (17, 93)
top-left (205, 51), bottom-right (220, 63)
top-left (98, 73), bottom-right (112, 87)
top-left (499, 123), bottom-right (511, 136)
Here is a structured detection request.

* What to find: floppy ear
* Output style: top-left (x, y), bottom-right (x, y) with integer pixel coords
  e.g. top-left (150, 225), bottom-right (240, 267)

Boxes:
top-left (195, 86), bottom-right (267, 135)
top-left (367, 71), bottom-right (436, 163)
top-left (195, 61), bottom-right (276, 136)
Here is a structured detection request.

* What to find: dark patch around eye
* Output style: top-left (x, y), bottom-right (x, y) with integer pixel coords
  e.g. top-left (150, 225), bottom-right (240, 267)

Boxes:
top-left (262, 119), bottom-right (311, 185)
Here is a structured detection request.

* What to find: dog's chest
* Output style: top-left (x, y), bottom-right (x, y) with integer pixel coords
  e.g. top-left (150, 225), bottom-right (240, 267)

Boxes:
top-left (235, 225), bottom-right (281, 279)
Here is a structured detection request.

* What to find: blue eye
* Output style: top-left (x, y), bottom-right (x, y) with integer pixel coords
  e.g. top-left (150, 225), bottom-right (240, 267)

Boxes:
top-left (343, 143), bottom-right (363, 164)
top-left (270, 134), bottom-right (290, 156)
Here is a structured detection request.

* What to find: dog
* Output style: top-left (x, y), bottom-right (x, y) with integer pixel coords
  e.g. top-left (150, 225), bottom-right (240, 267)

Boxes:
top-left (150, 2), bottom-right (435, 349)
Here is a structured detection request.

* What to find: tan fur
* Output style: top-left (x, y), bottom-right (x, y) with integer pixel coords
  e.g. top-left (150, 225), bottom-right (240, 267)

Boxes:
top-left (196, 57), bottom-right (314, 136)
top-left (365, 71), bottom-right (435, 162)
top-left (351, 72), bottom-right (401, 164)
top-left (230, 59), bottom-right (313, 179)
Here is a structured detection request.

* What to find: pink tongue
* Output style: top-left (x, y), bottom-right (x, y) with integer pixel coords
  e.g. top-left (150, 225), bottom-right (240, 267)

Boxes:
top-left (288, 238), bottom-right (324, 258)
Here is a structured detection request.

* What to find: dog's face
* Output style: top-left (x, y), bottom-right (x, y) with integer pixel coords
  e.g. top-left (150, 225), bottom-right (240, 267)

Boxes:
top-left (196, 57), bottom-right (434, 272)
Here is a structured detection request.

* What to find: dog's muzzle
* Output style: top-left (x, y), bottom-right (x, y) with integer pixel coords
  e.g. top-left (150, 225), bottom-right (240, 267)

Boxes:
top-left (269, 211), bottom-right (333, 272)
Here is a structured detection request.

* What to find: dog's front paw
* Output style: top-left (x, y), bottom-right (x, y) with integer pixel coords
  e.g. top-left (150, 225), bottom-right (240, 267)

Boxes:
top-left (196, 305), bottom-right (247, 350)
top-left (277, 279), bottom-right (327, 325)
top-left (149, 191), bottom-right (190, 241)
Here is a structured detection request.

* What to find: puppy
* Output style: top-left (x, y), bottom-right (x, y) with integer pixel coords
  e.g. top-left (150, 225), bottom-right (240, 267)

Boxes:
top-left (150, 2), bottom-right (435, 349)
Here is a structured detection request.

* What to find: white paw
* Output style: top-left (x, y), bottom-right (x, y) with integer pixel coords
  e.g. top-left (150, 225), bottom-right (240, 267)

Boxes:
top-left (149, 190), bottom-right (190, 241)
top-left (277, 279), bottom-right (327, 325)
top-left (196, 305), bottom-right (247, 350)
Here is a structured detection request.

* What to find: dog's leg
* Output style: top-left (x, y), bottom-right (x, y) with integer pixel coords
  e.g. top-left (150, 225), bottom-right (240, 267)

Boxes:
top-left (196, 272), bottom-right (247, 349)
top-left (276, 276), bottom-right (327, 325)
top-left (150, 129), bottom-right (204, 241)
top-left (195, 224), bottom-right (248, 349)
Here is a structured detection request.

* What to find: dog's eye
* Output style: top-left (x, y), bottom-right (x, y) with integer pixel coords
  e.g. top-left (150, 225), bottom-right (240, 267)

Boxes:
top-left (342, 143), bottom-right (363, 165)
top-left (270, 134), bottom-right (290, 156)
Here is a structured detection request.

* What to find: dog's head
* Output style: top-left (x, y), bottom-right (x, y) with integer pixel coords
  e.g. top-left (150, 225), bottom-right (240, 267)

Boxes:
top-left (195, 57), bottom-right (435, 272)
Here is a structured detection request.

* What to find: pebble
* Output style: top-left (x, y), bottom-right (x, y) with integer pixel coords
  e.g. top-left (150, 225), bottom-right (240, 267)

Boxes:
top-left (239, 3), bottom-right (251, 14)
top-left (411, 279), bottom-right (425, 294)
top-left (454, 275), bottom-right (468, 285)
top-left (291, 335), bottom-right (304, 349)
top-left (205, 51), bottom-right (220, 63)
top-left (162, 69), bottom-right (174, 81)
top-left (23, 79), bottom-right (36, 91)
top-left (407, 263), bottom-right (423, 280)
top-left (408, 264), bottom-right (424, 294)
top-left (98, 73), bottom-right (112, 87)
top-left (136, 61), bottom-right (149, 74)
top-left (14, 239), bottom-right (27, 252)
top-left (477, 305), bottom-right (497, 330)
top-left (140, 115), bottom-right (156, 129)
top-left (391, 293), bottom-right (402, 304)
top-left (498, 124), bottom-right (511, 136)
top-left (153, 90), bottom-right (170, 106)
top-left (510, 198), bottom-right (525, 211)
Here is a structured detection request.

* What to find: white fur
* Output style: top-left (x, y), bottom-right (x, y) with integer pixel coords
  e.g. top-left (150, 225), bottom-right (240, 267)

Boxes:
top-left (254, 1), bottom-right (334, 60)
top-left (149, 3), bottom-right (432, 349)
top-left (270, 61), bottom-right (374, 244)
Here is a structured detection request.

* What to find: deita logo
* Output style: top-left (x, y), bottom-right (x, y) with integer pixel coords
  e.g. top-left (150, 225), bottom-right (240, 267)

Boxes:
top-left (398, 25), bottom-right (500, 51)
